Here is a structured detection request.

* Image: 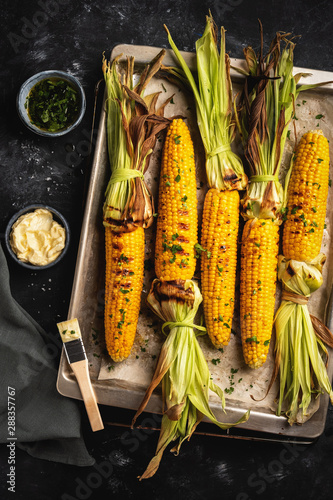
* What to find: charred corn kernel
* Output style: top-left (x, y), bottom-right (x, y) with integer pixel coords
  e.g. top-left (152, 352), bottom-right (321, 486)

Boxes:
top-left (104, 226), bottom-right (144, 362)
top-left (283, 130), bottom-right (330, 262)
top-left (155, 118), bottom-right (198, 281)
top-left (201, 189), bottom-right (239, 347)
top-left (240, 219), bottom-right (279, 369)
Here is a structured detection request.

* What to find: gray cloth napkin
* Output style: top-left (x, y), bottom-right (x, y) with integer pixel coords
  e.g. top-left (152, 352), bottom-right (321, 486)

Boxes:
top-left (0, 243), bottom-right (95, 466)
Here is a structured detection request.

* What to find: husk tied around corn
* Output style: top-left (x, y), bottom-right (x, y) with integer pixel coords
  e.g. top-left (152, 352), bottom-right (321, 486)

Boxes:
top-left (132, 279), bottom-right (250, 479)
top-left (274, 255), bottom-right (333, 424)
top-left (102, 50), bottom-right (172, 232)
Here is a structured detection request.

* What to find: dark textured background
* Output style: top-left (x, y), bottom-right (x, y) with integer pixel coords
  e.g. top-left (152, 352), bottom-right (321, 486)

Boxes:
top-left (1, 1), bottom-right (333, 499)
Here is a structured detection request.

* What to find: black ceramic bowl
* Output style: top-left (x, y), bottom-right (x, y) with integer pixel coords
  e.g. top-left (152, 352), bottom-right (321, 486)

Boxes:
top-left (5, 204), bottom-right (70, 270)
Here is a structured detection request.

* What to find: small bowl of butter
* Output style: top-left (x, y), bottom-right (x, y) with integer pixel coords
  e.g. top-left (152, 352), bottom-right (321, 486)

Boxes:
top-left (5, 205), bottom-right (70, 270)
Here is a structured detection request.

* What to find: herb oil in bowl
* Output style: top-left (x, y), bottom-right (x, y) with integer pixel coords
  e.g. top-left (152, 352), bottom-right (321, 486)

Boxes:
top-left (17, 70), bottom-right (86, 137)
top-left (26, 78), bottom-right (79, 133)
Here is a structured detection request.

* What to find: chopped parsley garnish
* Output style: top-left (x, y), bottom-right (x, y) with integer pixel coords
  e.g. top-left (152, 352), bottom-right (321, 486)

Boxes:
top-left (246, 336), bottom-right (259, 344)
top-left (119, 253), bottom-right (129, 263)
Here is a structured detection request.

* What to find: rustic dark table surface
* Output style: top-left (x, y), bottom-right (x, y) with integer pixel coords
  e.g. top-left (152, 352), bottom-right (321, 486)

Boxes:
top-left (1, 1), bottom-right (333, 499)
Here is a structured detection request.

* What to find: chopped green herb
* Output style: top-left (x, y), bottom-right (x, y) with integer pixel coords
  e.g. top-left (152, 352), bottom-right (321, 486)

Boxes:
top-left (26, 78), bottom-right (79, 132)
top-left (119, 253), bottom-right (129, 263)
top-left (246, 336), bottom-right (259, 344)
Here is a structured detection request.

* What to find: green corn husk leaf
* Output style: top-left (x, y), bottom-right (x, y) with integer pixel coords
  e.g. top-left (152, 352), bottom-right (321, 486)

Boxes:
top-left (132, 279), bottom-right (250, 479)
top-left (235, 24), bottom-right (332, 221)
top-left (102, 51), bottom-right (171, 231)
top-left (274, 255), bottom-right (333, 425)
top-left (164, 14), bottom-right (247, 191)
top-left (278, 254), bottom-right (326, 296)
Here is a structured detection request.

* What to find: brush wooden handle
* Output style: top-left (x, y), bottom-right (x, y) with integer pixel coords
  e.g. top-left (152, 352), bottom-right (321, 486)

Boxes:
top-left (71, 360), bottom-right (104, 432)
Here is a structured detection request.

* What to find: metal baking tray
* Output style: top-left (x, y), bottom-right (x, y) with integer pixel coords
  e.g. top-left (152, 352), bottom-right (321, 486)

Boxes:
top-left (57, 43), bottom-right (333, 442)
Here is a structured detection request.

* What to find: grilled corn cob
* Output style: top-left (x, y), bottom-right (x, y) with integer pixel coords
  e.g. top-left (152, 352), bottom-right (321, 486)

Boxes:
top-left (155, 118), bottom-right (198, 281)
top-left (240, 219), bottom-right (279, 368)
top-left (200, 189), bottom-right (240, 347)
top-left (283, 130), bottom-right (330, 262)
top-left (104, 226), bottom-right (144, 362)
top-left (274, 129), bottom-right (333, 424)
top-left (235, 26), bottom-right (320, 368)
top-left (102, 51), bottom-right (170, 362)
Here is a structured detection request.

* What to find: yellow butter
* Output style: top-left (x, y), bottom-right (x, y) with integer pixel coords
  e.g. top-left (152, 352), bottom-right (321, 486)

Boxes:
top-left (10, 208), bottom-right (66, 266)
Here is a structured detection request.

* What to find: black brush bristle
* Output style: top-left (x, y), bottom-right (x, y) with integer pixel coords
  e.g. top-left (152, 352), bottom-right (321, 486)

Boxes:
top-left (64, 338), bottom-right (86, 364)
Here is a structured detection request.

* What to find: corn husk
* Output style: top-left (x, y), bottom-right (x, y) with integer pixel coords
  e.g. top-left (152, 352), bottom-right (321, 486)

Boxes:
top-left (132, 279), bottom-right (250, 479)
top-left (235, 23), bottom-right (332, 220)
top-left (164, 14), bottom-right (247, 191)
top-left (102, 51), bottom-right (171, 231)
top-left (273, 255), bottom-right (333, 425)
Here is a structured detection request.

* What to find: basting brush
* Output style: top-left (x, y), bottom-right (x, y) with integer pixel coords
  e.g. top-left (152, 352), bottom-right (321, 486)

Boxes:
top-left (57, 318), bottom-right (104, 432)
